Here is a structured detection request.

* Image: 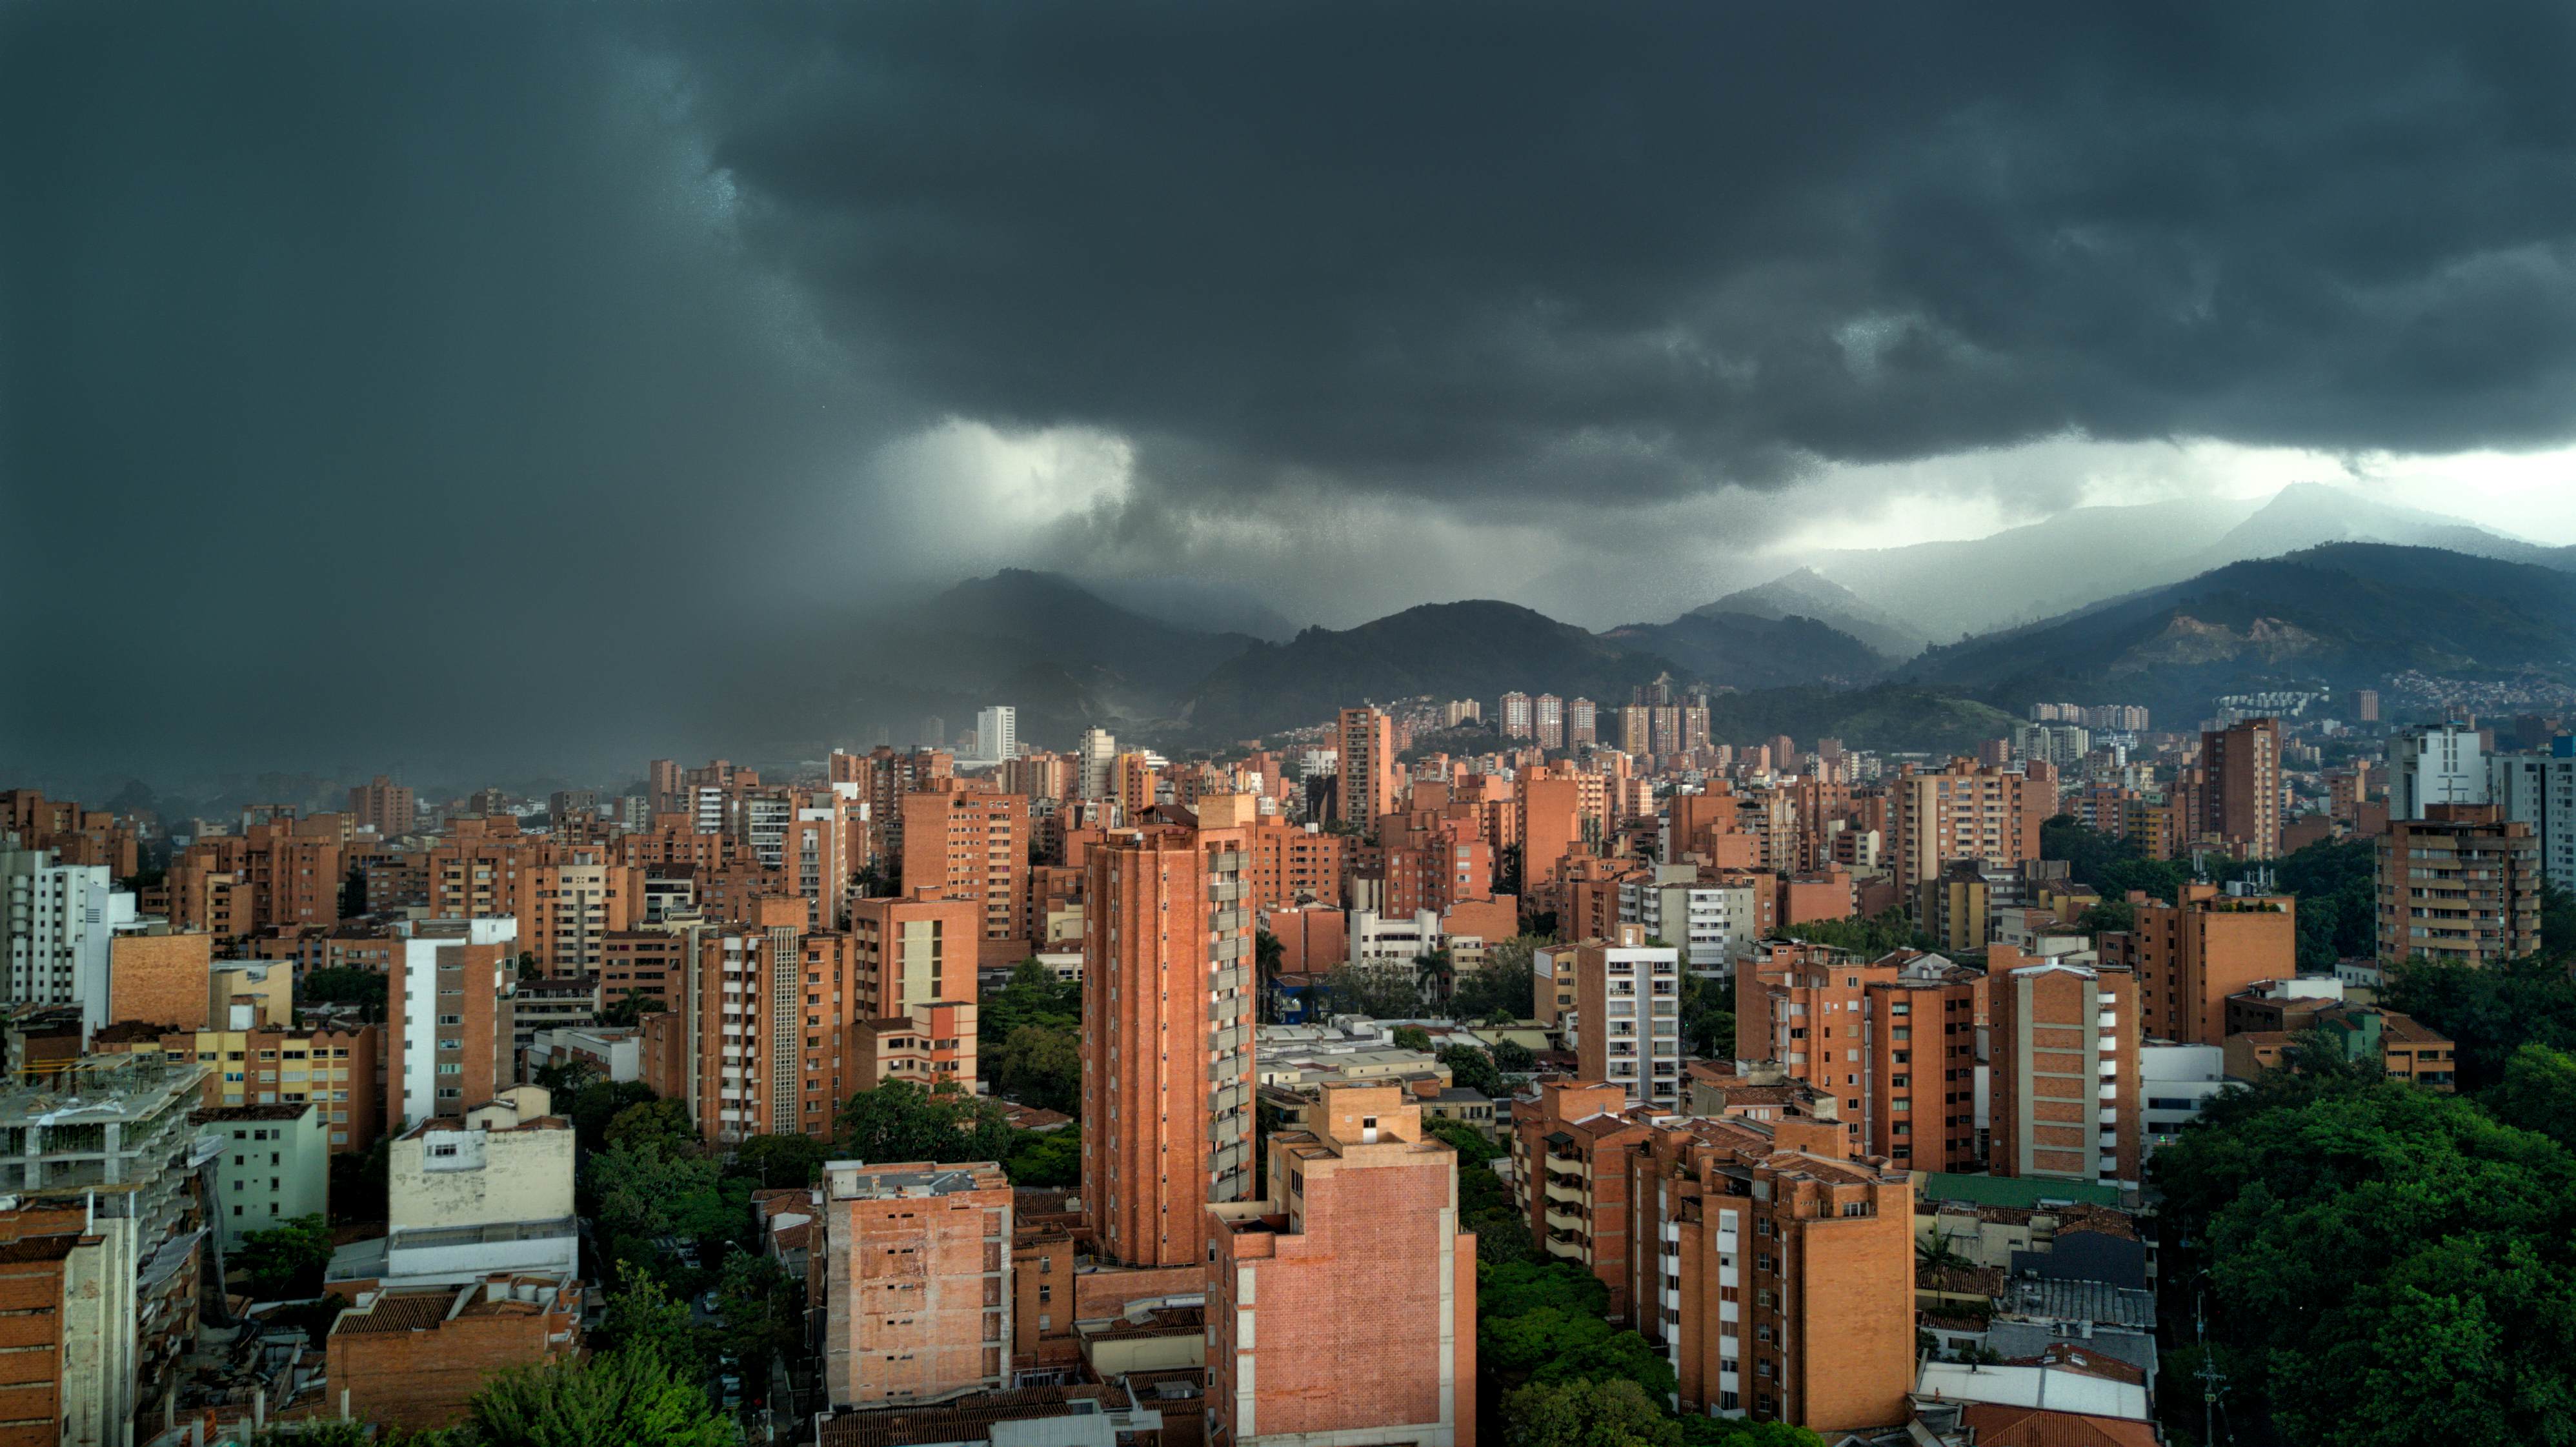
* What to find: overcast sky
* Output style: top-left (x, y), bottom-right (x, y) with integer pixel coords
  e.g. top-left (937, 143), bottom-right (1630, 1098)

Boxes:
top-left (7, 1), bottom-right (2576, 784)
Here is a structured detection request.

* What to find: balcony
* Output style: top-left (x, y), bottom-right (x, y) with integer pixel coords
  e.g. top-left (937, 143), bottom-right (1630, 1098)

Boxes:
top-left (1545, 1208), bottom-right (1587, 1234)
top-left (1545, 1179), bottom-right (1585, 1204)
top-left (1544, 1233), bottom-right (1585, 1260)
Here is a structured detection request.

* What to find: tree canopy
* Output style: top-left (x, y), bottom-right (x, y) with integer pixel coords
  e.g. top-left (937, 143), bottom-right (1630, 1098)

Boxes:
top-left (2151, 1059), bottom-right (2576, 1447)
top-left (838, 1078), bottom-right (1016, 1165)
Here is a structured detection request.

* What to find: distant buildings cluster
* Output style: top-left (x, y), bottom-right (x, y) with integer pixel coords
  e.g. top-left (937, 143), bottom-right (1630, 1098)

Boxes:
top-left (0, 680), bottom-right (2564, 1442)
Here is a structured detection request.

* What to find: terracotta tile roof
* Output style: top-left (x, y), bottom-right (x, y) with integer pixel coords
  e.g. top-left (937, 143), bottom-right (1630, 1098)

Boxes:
top-left (1955, 1404), bottom-right (2158, 1447)
top-left (333, 1290), bottom-right (458, 1334)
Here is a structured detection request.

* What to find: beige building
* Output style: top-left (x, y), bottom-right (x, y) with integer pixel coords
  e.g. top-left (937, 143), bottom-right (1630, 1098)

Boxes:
top-left (331, 1086), bottom-right (577, 1291)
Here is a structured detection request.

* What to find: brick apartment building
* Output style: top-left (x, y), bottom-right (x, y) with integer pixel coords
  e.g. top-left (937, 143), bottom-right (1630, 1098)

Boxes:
top-left (2097, 883), bottom-right (2295, 1046)
top-left (1511, 1080), bottom-right (1914, 1430)
top-left (1886, 762), bottom-right (2049, 887)
top-left (1207, 1082), bottom-right (1475, 1447)
top-left (1989, 960), bottom-right (2141, 1190)
top-left (1338, 708), bottom-right (1397, 827)
top-left (387, 918), bottom-right (519, 1132)
top-left (1733, 942), bottom-right (1984, 1172)
top-left (1080, 799), bottom-right (1260, 1269)
top-left (348, 775), bottom-right (419, 837)
top-left (816, 1159), bottom-right (1013, 1408)
top-left (96, 1019), bottom-right (383, 1153)
top-left (2197, 717), bottom-right (2282, 857)
top-left (1571, 927), bottom-right (1685, 1109)
top-left (325, 1275), bottom-right (583, 1430)
top-left (2377, 804), bottom-right (2542, 965)
top-left (898, 784), bottom-right (1033, 965)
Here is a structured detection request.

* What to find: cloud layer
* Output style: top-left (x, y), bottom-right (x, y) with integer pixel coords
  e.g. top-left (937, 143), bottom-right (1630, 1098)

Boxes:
top-left (8, 1), bottom-right (2576, 780)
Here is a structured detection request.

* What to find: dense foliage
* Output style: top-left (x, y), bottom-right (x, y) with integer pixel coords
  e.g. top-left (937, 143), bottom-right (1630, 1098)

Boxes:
top-left (2154, 1051), bottom-right (2576, 1447)
top-left (230, 1215), bottom-right (334, 1300)
top-left (1453, 938), bottom-right (1540, 1024)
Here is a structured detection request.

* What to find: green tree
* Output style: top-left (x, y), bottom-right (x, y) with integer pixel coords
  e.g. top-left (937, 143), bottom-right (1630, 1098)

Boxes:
top-left (591, 1138), bottom-right (721, 1242)
top-left (730, 1132), bottom-right (829, 1189)
top-left (1438, 1044), bottom-right (1505, 1098)
top-left (981, 960), bottom-right (1083, 1047)
top-left (1680, 1417), bottom-right (1827, 1447)
top-left (2483, 1043), bottom-right (2576, 1152)
top-left (1414, 947), bottom-right (1456, 1007)
top-left (566, 1079), bottom-right (659, 1158)
top-left (1323, 963), bottom-right (1428, 1019)
top-left (2150, 1073), bottom-right (2576, 1447)
top-left (606, 1098), bottom-right (699, 1157)
top-left (2075, 898), bottom-right (2135, 939)
top-left (991, 1024), bottom-right (1082, 1114)
top-left (1678, 972), bottom-right (1735, 1058)
top-left (1453, 938), bottom-right (1539, 1023)
top-left (1492, 1038), bottom-right (1537, 1074)
top-left (1392, 1024), bottom-right (1434, 1052)
top-left (531, 1057), bottom-right (602, 1098)
top-left (838, 1078), bottom-right (1015, 1165)
top-left (1501, 1378), bottom-right (1678, 1447)
top-left (297, 967), bottom-right (388, 1022)
top-left (600, 989), bottom-right (665, 1029)
top-left (230, 1214), bottom-right (334, 1300)
top-left (1004, 1126), bottom-right (1081, 1188)
top-left (598, 1266), bottom-right (705, 1374)
top-left (2384, 951), bottom-right (2576, 1092)
top-left (714, 1252), bottom-right (805, 1404)
top-left (1778, 907), bottom-right (1937, 955)
top-left (330, 1137), bottom-right (390, 1226)
top-left (458, 1346), bottom-right (734, 1447)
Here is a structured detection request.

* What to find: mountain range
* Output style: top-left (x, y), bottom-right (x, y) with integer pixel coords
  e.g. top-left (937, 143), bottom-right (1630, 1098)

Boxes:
top-left (1904, 542), bottom-right (2576, 718)
top-left (1787, 481), bottom-right (2575, 643)
top-left (787, 514), bottom-right (2576, 756)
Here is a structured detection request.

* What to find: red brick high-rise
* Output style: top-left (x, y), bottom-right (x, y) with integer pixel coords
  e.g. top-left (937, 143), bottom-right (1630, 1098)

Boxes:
top-left (1338, 707), bottom-right (1397, 827)
top-left (1080, 798), bottom-right (1258, 1268)
top-left (2199, 718), bottom-right (2282, 856)
top-left (1989, 960), bottom-right (2140, 1189)
top-left (1207, 1082), bottom-right (1474, 1447)
top-left (898, 784), bottom-right (1032, 965)
top-left (2098, 882), bottom-right (2295, 1045)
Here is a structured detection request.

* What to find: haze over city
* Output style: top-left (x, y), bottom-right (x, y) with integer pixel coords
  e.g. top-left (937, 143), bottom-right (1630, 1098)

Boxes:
top-left (3, 9), bottom-right (2576, 1446)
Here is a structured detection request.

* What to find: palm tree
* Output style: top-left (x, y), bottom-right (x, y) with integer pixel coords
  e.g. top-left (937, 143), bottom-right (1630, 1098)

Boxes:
top-left (1915, 1234), bottom-right (1974, 1277)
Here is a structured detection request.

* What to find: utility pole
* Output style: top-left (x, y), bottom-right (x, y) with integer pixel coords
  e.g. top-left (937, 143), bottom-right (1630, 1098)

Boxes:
top-left (2197, 1288), bottom-right (2229, 1445)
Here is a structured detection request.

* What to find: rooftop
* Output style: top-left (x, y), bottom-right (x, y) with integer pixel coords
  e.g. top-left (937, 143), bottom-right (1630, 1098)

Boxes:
top-left (824, 1160), bottom-right (1009, 1199)
top-left (190, 1104), bottom-right (313, 1123)
top-left (1914, 1172), bottom-right (2121, 1211)
top-left (816, 1385), bottom-right (1134, 1447)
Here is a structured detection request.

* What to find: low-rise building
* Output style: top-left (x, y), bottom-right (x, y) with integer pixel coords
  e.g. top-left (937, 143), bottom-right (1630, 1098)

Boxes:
top-left (327, 1087), bottom-right (576, 1293)
top-left (324, 1273), bottom-right (583, 1431)
top-left (196, 1102), bottom-right (329, 1250)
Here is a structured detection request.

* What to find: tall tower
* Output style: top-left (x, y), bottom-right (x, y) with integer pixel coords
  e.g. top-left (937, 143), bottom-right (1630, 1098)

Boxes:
top-left (2200, 717), bottom-right (2282, 856)
top-left (1336, 708), bottom-right (1395, 827)
top-left (1080, 802), bottom-right (1258, 1268)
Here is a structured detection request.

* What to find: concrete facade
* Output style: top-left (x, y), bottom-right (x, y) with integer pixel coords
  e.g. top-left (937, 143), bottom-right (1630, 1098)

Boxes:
top-left (197, 1102), bottom-right (329, 1250)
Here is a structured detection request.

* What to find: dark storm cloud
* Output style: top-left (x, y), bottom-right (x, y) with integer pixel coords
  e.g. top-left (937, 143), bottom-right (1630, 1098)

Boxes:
top-left (6, 0), bottom-right (2575, 780)
top-left (694, 0), bottom-right (2576, 501)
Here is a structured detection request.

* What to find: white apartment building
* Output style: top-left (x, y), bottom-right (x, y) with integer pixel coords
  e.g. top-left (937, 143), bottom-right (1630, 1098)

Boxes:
top-left (1618, 865), bottom-right (1758, 979)
top-left (1, 845), bottom-right (136, 1033)
top-left (2392, 722), bottom-right (2486, 820)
